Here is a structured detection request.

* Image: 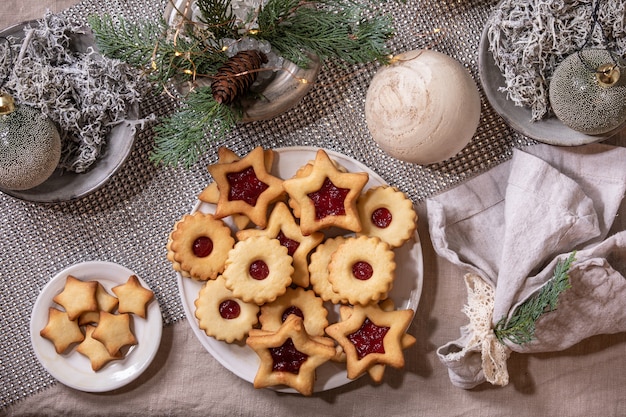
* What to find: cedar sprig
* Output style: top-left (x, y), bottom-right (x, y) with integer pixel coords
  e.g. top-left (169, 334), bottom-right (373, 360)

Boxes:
top-left (494, 251), bottom-right (577, 346)
top-left (88, 14), bottom-right (228, 89)
top-left (150, 86), bottom-right (239, 168)
top-left (255, 0), bottom-right (394, 67)
top-left (195, 0), bottom-right (239, 40)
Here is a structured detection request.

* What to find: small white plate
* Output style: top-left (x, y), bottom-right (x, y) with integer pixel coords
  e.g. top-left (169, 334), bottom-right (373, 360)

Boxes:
top-left (177, 146), bottom-right (423, 394)
top-left (30, 261), bottom-right (163, 392)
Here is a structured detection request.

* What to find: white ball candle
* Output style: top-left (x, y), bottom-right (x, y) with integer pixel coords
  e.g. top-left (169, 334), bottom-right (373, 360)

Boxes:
top-left (365, 49), bottom-right (481, 165)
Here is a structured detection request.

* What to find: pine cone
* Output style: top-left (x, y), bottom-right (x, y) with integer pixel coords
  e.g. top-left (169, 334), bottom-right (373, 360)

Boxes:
top-left (211, 50), bottom-right (268, 105)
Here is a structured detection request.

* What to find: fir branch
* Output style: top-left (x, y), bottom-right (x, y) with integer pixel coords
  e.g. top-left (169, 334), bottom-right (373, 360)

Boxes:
top-left (88, 14), bottom-right (227, 89)
top-left (150, 86), bottom-right (238, 168)
top-left (494, 251), bottom-right (577, 346)
top-left (255, 0), bottom-right (394, 67)
top-left (195, 0), bottom-right (238, 40)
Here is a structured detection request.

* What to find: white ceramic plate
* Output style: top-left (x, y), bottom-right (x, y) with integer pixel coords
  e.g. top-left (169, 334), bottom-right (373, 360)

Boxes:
top-left (177, 146), bottom-right (423, 393)
top-left (30, 261), bottom-right (163, 392)
top-left (478, 6), bottom-right (618, 146)
top-left (0, 21), bottom-right (138, 203)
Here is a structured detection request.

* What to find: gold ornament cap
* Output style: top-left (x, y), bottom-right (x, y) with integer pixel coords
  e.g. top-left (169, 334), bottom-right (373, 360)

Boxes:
top-left (0, 92), bottom-right (15, 115)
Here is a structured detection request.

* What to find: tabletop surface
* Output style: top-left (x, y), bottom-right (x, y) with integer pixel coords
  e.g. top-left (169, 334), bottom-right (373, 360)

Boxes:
top-left (1, 1), bottom-right (625, 416)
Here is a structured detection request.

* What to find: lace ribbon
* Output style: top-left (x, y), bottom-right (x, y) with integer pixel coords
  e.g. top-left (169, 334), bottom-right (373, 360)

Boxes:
top-left (462, 273), bottom-right (511, 386)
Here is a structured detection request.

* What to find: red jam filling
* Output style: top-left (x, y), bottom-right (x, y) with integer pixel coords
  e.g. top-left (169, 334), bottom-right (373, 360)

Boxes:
top-left (281, 306), bottom-right (304, 322)
top-left (347, 317), bottom-right (390, 359)
top-left (352, 261), bottom-right (373, 280)
top-left (307, 177), bottom-right (349, 220)
top-left (277, 230), bottom-right (300, 256)
top-left (270, 338), bottom-right (308, 374)
top-left (192, 236), bottom-right (213, 257)
top-left (249, 260), bottom-right (269, 280)
top-left (371, 207), bottom-right (393, 228)
top-left (219, 299), bottom-right (241, 320)
top-left (226, 166), bottom-right (268, 206)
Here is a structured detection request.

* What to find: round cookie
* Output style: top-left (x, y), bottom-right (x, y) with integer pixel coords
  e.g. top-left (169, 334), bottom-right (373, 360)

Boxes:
top-left (308, 236), bottom-right (349, 304)
top-left (328, 236), bottom-right (396, 306)
top-left (356, 185), bottom-right (417, 248)
top-left (169, 212), bottom-right (235, 281)
top-left (223, 236), bottom-right (293, 305)
top-left (259, 287), bottom-right (328, 337)
top-left (195, 276), bottom-right (260, 343)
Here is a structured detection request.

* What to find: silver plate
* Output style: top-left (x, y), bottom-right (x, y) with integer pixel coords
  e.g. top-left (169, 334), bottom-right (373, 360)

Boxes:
top-left (0, 21), bottom-right (138, 203)
top-left (478, 5), bottom-right (619, 146)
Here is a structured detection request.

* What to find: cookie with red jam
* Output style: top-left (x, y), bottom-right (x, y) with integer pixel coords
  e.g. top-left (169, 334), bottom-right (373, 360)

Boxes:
top-left (222, 236), bottom-right (293, 305)
top-left (246, 314), bottom-right (336, 396)
top-left (325, 303), bottom-right (416, 382)
top-left (199, 147), bottom-right (276, 230)
top-left (283, 149), bottom-right (368, 235)
top-left (168, 212), bottom-right (235, 281)
top-left (195, 276), bottom-right (260, 343)
top-left (236, 202), bottom-right (324, 288)
top-left (356, 185), bottom-right (417, 248)
top-left (207, 146), bottom-right (284, 228)
top-left (327, 236), bottom-right (396, 306)
top-left (259, 287), bottom-right (328, 337)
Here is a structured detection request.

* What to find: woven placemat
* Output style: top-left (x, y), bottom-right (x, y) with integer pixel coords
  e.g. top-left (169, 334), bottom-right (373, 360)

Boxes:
top-left (0, 0), bottom-right (527, 407)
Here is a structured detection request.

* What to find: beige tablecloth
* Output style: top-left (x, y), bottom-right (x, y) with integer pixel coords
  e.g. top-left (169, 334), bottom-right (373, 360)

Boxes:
top-left (2, 1), bottom-right (626, 416)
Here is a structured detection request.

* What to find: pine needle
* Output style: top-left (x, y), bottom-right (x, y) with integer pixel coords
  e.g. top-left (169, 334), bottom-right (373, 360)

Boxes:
top-left (150, 86), bottom-right (238, 169)
top-left (494, 251), bottom-right (576, 346)
top-left (256, 0), bottom-right (394, 66)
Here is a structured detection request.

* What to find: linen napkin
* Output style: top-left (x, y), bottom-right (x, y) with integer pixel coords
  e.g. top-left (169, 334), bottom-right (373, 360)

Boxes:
top-left (426, 143), bottom-right (626, 389)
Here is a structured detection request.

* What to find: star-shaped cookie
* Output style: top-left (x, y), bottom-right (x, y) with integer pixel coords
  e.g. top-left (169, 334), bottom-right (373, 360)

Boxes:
top-left (282, 149), bottom-right (368, 235)
top-left (52, 275), bottom-right (98, 321)
top-left (199, 147), bottom-right (276, 230)
top-left (325, 303), bottom-right (415, 381)
top-left (207, 146), bottom-right (284, 228)
top-left (92, 311), bottom-right (138, 356)
top-left (78, 282), bottom-right (119, 325)
top-left (112, 275), bottom-right (154, 319)
top-left (76, 325), bottom-right (123, 371)
top-left (40, 307), bottom-right (85, 354)
top-left (237, 201), bottom-right (324, 287)
top-left (246, 314), bottom-right (336, 396)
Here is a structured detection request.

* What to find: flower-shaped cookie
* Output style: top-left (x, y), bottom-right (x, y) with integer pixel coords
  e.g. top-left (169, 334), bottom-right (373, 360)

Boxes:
top-left (325, 303), bottom-right (416, 382)
top-left (195, 276), bottom-right (260, 343)
top-left (237, 202), bottom-right (324, 287)
top-left (259, 287), bottom-right (328, 337)
top-left (207, 146), bottom-right (284, 228)
top-left (222, 236), bottom-right (293, 305)
top-left (356, 185), bottom-right (417, 248)
top-left (168, 212), bottom-right (235, 281)
top-left (328, 236), bottom-right (396, 305)
top-left (283, 149), bottom-right (368, 235)
top-left (308, 236), bottom-right (349, 304)
top-left (246, 314), bottom-right (336, 396)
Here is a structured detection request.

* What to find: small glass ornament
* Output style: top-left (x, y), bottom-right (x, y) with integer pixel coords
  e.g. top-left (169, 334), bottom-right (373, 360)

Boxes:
top-left (0, 35), bottom-right (62, 191)
top-left (0, 92), bottom-right (62, 191)
top-left (549, 49), bottom-right (626, 135)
